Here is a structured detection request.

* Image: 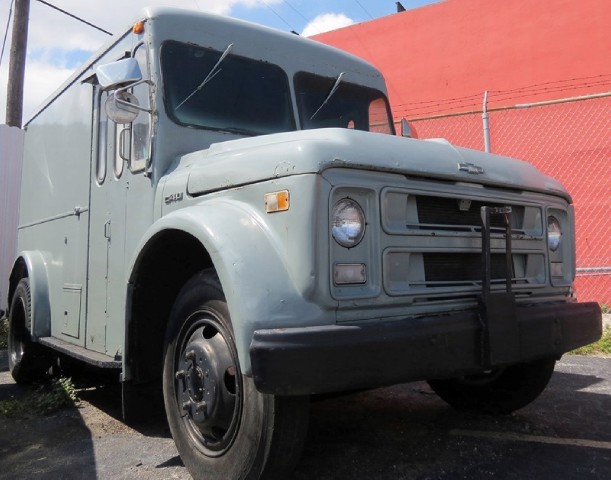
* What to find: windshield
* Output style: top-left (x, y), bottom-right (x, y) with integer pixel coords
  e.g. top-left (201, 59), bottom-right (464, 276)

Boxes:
top-left (161, 41), bottom-right (295, 135)
top-left (295, 71), bottom-right (395, 135)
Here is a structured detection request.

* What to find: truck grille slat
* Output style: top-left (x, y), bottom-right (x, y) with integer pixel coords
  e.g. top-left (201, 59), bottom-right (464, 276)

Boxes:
top-left (423, 253), bottom-right (509, 283)
top-left (415, 196), bottom-right (523, 231)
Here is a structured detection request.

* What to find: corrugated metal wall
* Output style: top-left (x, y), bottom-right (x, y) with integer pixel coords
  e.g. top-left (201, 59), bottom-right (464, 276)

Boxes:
top-left (0, 124), bottom-right (24, 314)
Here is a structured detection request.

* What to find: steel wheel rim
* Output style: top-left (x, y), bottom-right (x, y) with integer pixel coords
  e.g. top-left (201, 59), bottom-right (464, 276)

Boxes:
top-left (173, 307), bottom-right (242, 456)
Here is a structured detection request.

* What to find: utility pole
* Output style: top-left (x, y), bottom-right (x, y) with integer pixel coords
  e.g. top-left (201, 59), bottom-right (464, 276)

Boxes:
top-left (6, 0), bottom-right (30, 128)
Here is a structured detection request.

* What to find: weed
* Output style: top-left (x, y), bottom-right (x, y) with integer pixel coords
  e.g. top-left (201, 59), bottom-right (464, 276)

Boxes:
top-left (0, 318), bottom-right (7, 349)
top-left (0, 377), bottom-right (79, 417)
top-left (570, 325), bottom-right (611, 356)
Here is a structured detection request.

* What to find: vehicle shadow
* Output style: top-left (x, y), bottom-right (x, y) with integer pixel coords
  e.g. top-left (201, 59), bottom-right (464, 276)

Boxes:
top-left (75, 378), bottom-right (173, 439)
top-left (1, 350), bottom-right (183, 478)
top-left (0, 350), bottom-right (99, 480)
top-left (3, 350), bottom-right (609, 479)
top-left (291, 363), bottom-right (611, 480)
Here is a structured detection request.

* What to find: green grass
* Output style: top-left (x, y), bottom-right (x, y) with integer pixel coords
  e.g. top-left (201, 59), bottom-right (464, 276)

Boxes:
top-left (570, 325), bottom-right (611, 356)
top-left (1, 316), bottom-right (80, 417)
top-left (0, 317), bottom-right (7, 349)
top-left (0, 377), bottom-right (79, 417)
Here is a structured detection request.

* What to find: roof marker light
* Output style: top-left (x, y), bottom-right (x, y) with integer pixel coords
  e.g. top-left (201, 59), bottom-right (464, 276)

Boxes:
top-left (133, 21), bottom-right (145, 35)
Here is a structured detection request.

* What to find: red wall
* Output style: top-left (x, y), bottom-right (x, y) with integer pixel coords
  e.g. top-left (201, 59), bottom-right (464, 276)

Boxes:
top-left (314, 0), bottom-right (611, 118)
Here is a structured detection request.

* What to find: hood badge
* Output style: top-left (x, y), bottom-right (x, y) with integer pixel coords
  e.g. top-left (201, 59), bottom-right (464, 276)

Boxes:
top-left (165, 192), bottom-right (184, 204)
top-left (458, 162), bottom-right (485, 175)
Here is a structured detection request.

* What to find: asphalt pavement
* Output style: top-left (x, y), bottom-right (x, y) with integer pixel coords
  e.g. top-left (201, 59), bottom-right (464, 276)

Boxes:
top-left (0, 351), bottom-right (610, 479)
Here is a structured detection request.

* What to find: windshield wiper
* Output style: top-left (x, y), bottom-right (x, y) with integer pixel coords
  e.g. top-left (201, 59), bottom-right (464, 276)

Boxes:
top-left (310, 72), bottom-right (345, 120)
top-left (175, 43), bottom-right (234, 111)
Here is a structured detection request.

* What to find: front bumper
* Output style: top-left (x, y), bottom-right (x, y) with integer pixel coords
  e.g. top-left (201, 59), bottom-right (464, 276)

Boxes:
top-left (249, 301), bottom-right (602, 395)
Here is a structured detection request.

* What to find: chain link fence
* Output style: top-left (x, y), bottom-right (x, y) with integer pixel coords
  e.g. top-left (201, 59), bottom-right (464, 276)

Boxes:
top-left (409, 94), bottom-right (611, 305)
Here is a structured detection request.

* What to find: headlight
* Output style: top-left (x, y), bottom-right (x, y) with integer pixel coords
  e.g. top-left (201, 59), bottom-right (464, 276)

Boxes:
top-left (331, 198), bottom-right (365, 248)
top-left (547, 216), bottom-right (562, 251)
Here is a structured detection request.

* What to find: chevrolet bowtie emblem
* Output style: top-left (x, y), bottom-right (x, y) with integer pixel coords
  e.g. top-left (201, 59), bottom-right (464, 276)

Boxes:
top-left (458, 162), bottom-right (485, 174)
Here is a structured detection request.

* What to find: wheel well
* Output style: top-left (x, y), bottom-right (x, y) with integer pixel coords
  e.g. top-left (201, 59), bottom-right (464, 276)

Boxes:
top-left (126, 229), bottom-right (213, 383)
top-left (8, 258), bottom-right (28, 310)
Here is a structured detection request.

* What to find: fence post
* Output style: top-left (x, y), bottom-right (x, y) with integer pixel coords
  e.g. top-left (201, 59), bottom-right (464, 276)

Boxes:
top-left (482, 90), bottom-right (491, 153)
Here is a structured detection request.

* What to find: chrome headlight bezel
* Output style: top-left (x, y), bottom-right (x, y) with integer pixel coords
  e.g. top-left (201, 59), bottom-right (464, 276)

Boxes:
top-left (547, 215), bottom-right (562, 252)
top-left (331, 198), bottom-right (366, 248)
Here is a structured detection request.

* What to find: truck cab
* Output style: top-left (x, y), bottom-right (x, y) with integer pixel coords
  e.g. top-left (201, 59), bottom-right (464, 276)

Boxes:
top-left (6, 7), bottom-right (601, 480)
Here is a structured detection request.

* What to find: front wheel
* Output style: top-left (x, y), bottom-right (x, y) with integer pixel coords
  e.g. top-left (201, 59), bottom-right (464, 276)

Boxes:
top-left (8, 278), bottom-right (49, 383)
top-left (428, 357), bottom-right (556, 414)
top-left (162, 270), bottom-right (309, 480)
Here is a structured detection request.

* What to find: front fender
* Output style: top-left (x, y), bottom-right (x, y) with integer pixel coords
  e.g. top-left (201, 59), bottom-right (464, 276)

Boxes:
top-left (128, 198), bottom-right (332, 373)
top-left (12, 251), bottom-right (52, 338)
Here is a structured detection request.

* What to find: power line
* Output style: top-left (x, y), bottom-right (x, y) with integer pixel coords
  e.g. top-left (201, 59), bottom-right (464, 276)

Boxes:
top-left (487, 74), bottom-right (611, 96)
top-left (354, 0), bottom-right (374, 20)
top-left (281, 0), bottom-right (310, 24)
top-left (392, 74), bottom-right (611, 113)
top-left (396, 79), bottom-right (611, 117)
top-left (258, 0), bottom-right (296, 32)
top-left (0, 0), bottom-right (14, 68)
top-left (35, 0), bottom-right (112, 36)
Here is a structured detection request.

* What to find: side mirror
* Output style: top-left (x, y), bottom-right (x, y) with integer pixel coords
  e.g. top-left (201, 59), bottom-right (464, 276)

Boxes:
top-left (401, 118), bottom-right (418, 139)
top-left (105, 91), bottom-right (140, 124)
top-left (96, 58), bottom-right (142, 91)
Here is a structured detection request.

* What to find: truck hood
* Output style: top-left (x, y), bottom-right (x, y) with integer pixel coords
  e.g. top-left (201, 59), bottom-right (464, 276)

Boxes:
top-left (183, 128), bottom-right (570, 202)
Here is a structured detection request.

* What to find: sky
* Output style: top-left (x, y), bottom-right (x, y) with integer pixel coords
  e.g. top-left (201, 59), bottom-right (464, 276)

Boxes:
top-left (0, 0), bottom-right (439, 123)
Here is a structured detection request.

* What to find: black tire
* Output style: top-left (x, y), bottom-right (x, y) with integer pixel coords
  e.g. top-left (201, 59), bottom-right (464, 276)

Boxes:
top-left (162, 270), bottom-right (309, 480)
top-left (427, 357), bottom-right (556, 414)
top-left (8, 278), bottom-right (49, 383)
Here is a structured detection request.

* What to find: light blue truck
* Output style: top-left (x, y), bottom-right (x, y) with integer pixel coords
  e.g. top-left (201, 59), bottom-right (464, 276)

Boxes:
top-left (4, 7), bottom-right (602, 480)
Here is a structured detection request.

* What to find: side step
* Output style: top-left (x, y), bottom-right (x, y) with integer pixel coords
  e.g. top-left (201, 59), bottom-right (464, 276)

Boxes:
top-left (38, 336), bottom-right (122, 369)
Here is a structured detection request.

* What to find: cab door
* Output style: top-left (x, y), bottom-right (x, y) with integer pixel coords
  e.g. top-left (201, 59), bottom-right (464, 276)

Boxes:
top-left (86, 44), bottom-right (152, 357)
top-left (86, 87), bottom-right (129, 355)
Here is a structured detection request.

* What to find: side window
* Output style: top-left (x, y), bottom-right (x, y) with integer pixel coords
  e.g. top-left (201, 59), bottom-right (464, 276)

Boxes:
top-left (129, 44), bottom-right (151, 173)
top-left (369, 98), bottom-right (394, 135)
top-left (96, 90), bottom-right (107, 184)
top-left (113, 121), bottom-right (124, 178)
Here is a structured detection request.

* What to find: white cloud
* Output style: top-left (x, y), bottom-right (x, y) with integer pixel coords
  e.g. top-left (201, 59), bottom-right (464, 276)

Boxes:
top-left (22, 61), bottom-right (75, 118)
top-left (301, 13), bottom-right (355, 37)
top-left (0, 0), bottom-right (283, 122)
top-left (24, 0), bottom-right (286, 52)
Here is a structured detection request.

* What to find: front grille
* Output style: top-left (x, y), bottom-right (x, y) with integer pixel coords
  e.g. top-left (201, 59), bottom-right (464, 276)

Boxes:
top-left (380, 187), bottom-right (546, 297)
top-left (413, 196), bottom-right (523, 232)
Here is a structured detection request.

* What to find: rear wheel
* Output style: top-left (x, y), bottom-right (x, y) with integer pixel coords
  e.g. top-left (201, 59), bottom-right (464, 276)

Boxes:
top-left (8, 278), bottom-right (49, 383)
top-left (428, 358), bottom-right (556, 414)
top-left (162, 270), bottom-right (309, 480)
